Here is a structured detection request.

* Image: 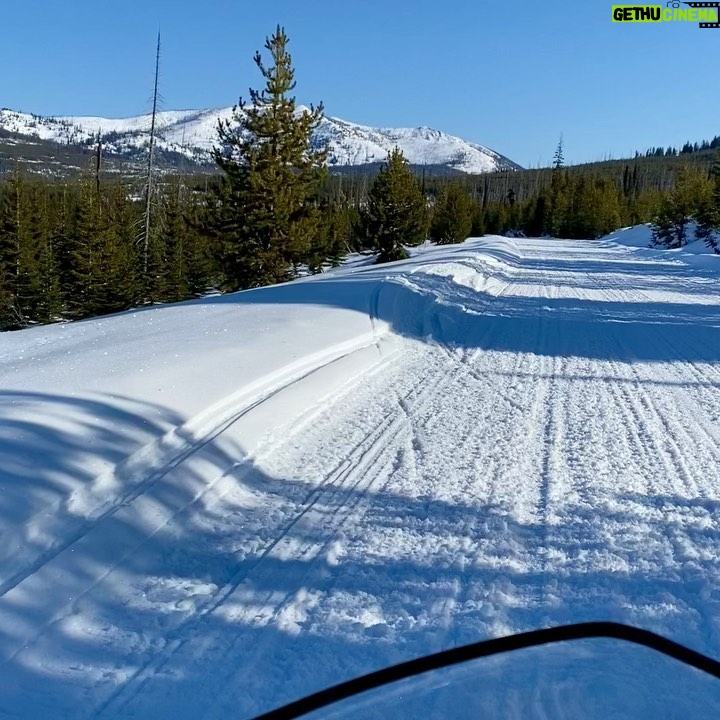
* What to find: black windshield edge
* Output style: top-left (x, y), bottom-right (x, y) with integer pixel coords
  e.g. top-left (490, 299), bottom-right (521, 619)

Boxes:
top-left (251, 621), bottom-right (720, 720)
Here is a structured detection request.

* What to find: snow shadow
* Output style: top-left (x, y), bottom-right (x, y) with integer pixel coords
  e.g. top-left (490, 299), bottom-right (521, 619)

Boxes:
top-left (0, 391), bottom-right (182, 519)
top-left (196, 266), bottom-right (720, 364)
top-left (0, 390), bottom-right (242, 596)
top-left (3, 454), bottom-right (720, 718)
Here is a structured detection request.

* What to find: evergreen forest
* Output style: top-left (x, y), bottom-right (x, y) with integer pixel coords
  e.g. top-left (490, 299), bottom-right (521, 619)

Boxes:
top-left (2, 27), bottom-right (719, 331)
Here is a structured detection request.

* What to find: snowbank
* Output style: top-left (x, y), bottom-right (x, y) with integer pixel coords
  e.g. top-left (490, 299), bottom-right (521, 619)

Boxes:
top-left (601, 223), bottom-right (720, 271)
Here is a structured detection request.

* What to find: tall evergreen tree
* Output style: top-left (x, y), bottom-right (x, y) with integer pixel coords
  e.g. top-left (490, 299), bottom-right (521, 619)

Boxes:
top-left (0, 265), bottom-right (16, 330)
top-left (0, 174), bottom-right (20, 269)
top-left (697, 150), bottom-right (720, 251)
top-left (305, 198), bottom-right (352, 273)
top-left (553, 134), bottom-right (565, 170)
top-left (362, 148), bottom-right (426, 263)
top-left (524, 194), bottom-right (546, 237)
top-left (71, 179), bottom-right (139, 317)
top-left (652, 166), bottom-right (712, 249)
top-left (210, 26), bottom-right (328, 290)
top-left (430, 182), bottom-right (472, 244)
top-left (470, 201), bottom-right (486, 237)
top-left (149, 182), bottom-right (212, 302)
top-left (546, 169), bottom-right (570, 236)
top-left (15, 185), bottom-right (54, 322)
top-left (0, 172), bottom-right (23, 328)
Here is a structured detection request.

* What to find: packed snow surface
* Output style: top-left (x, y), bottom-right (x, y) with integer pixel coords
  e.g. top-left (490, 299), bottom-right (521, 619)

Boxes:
top-left (1, 233), bottom-right (720, 718)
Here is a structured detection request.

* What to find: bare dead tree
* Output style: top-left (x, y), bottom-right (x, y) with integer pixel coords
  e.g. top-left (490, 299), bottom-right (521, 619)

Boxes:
top-left (95, 128), bottom-right (102, 196)
top-left (143, 31), bottom-right (161, 278)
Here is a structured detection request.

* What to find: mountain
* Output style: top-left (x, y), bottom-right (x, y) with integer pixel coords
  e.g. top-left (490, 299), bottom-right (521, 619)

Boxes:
top-left (0, 106), bottom-right (522, 176)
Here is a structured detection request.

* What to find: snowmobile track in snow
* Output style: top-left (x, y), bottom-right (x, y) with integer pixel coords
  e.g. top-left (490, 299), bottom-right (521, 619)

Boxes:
top-left (4, 235), bottom-right (720, 720)
top-left (95, 351), bottom-right (467, 717)
top-left (0, 329), bottom-right (401, 666)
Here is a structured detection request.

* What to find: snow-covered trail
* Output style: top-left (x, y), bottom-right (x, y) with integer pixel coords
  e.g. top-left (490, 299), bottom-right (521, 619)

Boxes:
top-left (2, 236), bottom-right (720, 718)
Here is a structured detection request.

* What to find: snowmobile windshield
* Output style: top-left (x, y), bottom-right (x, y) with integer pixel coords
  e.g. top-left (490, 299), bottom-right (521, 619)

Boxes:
top-left (254, 623), bottom-right (720, 720)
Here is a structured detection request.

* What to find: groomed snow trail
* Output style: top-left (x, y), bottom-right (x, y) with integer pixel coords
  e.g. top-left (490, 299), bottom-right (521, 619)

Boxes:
top-left (2, 236), bottom-right (720, 718)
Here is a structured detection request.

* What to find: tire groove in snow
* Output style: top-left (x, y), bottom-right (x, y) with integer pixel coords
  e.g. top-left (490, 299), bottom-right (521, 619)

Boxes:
top-left (0, 333), bottom-right (395, 602)
top-left (94, 356), bottom-right (461, 717)
top-left (0, 336), bottom-right (400, 676)
top-left (4, 235), bottom-right (720, 719)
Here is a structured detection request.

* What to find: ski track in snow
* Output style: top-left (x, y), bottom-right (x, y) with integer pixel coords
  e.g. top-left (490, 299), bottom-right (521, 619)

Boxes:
top-left (2, 236), bottom-right (720, 718)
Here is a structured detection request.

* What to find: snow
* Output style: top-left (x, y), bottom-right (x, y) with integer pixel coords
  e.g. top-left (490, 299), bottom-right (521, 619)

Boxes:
top-left (314, 116), bottom-right (520, 173)
top-left (601, 224), bottom-right (655, 248)
top-left (0, 107), bottom-right (521, 173)
top-left (602, 222), bottom-right (720, 271)
top-left (2, 233), bottom-right (720, 718)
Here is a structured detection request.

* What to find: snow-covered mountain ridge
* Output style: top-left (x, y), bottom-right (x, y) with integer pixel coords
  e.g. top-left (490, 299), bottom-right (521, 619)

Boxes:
top-left (0, 106), bottom-right (522, 174)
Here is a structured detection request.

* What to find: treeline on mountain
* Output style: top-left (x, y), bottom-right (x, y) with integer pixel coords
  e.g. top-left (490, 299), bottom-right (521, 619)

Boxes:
top-left (0, 129), bottom-right (217, 180)
top-left (638, 136), bottom-right (720, 158)
top-left (418, 144), bottom-right (720, 206)
top-left (2, 26), bottom-right (719, 331)
top-left (327, 141), bottom-right (720, 248)
top-left (5, 142), bottom-right (718, 331)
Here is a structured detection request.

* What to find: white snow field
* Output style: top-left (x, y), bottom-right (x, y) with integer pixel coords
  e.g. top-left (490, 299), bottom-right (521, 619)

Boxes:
top-left (1, 233), bottom-right (720, 718)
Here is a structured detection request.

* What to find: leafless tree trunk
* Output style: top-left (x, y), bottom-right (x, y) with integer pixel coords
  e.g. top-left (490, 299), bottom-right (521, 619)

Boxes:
top-left (95, 129), bottom-right (102, 196)
top-left (143, 31), bottom-right (161, 277)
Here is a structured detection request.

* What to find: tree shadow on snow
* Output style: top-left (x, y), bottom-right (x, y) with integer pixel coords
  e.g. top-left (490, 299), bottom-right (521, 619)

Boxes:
top-left (190, 267), bottom-right (720, 364)
top-left (2, 448), bottom-right (720, 719)
top-left (75, 238), bottom-right (720, 365)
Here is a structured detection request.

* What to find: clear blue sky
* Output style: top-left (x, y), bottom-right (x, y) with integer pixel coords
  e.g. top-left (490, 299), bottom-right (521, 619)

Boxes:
top-left (1, 0), bottom-right (718, 167)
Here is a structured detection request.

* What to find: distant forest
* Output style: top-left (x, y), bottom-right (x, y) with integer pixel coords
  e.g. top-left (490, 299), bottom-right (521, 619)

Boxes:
top-left (2, 27), bottom-right (719, 331)
top-left (2, 131), bottom-right (719, 331)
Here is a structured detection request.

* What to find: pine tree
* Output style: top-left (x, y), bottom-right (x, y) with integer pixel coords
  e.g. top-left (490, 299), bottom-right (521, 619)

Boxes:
top-left (556, 175), bottom-right (622, 239)
top-left (696, 150), bottom-right (720, 252)
top-left (35, 231), bottom-right (64, 322)
top-left (547, 169), bottom-right (570, 236)
top-left (210, 26), bottom-right (328, 290)
top-left (71, 179), bottom-right (139, 317)
top-left (430, 182), bottom-right (472, 244)
top-left (150, 182), bottom-right (212, 302)
top-left (652, 166), bottom-right (712, 249)
top-left (0, 265), bottom-right (16, 330)
top-left (0, 173), bottom-right (22, 327)
top-left (524, 194), bottom-right (547, 237)
top-left (306, 199), bottom-right (352, 273)
top-left (470, 201), bottom-right (486, 237)
top-left (362, 148), bottom-right (426, 263)
top-left (15, 184), bottom-right (51, 322)
top-left (552, 134), bottom-right (565, 170)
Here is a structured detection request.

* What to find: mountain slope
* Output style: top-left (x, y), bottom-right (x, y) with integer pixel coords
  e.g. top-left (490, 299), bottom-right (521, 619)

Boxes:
top-left (0, 106), bottom-right (522, 174)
